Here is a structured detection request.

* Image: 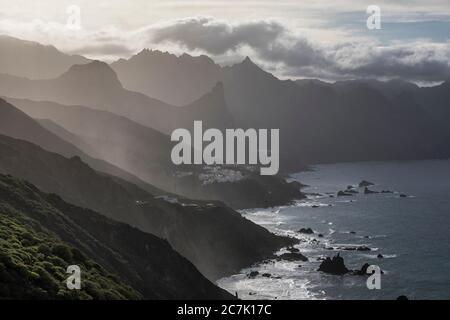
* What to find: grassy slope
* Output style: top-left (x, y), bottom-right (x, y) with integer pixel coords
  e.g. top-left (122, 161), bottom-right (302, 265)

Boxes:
top-left (0, 174), bottom-right (233, 299)
top-left (0, 177), bottom-right (140, 299)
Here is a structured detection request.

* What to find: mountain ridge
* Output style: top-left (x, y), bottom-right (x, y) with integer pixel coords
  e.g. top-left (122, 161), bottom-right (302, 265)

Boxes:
top-left (0, 98), bottom-right (166, 196)
top-left (108, 49), bottom-right (450, 168)
top-left (0, 35), bottom-right (90, 79)
top-left (0, 132), bottom-right (296, 280)
top-left (0, 173), bottom-right (233, 299)
top-left (6, 96), bottom-right (304, 209)
top-left (0, 61), bottom-right (234, 134)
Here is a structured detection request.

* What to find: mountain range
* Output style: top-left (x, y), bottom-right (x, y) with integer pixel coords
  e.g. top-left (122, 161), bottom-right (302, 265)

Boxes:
top-left (0, 35), bottom-right (90, 79)
top-left (0, 98), bottom-right (166, 196)
top-left (112, 49), bottom-right (222, 106)
top-left (0, 60), bottom-right (233, 134)
top-left (110, 50), bottom-right (450, 168)
top-left (0, 106), bottom-right (295, 280)
top-left (5, 96), bottom-right (303, 209)
top-left (1, 34), bottom-right (450, 299)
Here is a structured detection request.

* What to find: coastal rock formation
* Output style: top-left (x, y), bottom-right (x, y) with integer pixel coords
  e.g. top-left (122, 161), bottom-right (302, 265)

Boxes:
top-left (359, 180), bottom-right (375, 187)
top-left (289, 181), bottom-right (307, 190)
top-left (318, 254), bottom-right (349, 275)
top-left (364, 187), bottom-right (379, 194)
top-left (354, 263), bottom-right (384, 275)
top-left (336, 245), bottom-right (371, 251)
top-left (298, 227), bottom-right (314, 234)
top-left (354, 263), bottom-right (371, 275)
top-left (278, 252), bottom-right (308, 262)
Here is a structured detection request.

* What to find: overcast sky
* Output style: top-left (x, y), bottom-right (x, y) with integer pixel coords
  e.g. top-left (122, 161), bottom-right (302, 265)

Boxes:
top-left (1, 0), bottom-right (450, 82)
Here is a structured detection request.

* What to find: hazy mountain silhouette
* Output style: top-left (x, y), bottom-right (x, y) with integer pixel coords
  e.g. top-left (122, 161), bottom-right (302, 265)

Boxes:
top-left (333, 79), bottom-right (419, 99)
top-left (108, 53), bottom-right (312, 169)
top-left (0, 35), bottom-right (90, 79)
top-left (112, 49), bottom-right (222, 105)
top-left (109, 51), bottom-right (450, 167)
top-left (0, 173), bottom-right (233, 299)
top-left (0, 98), bottom-right (165, 195)
top-left (37, 118), bottom-right (102, 160)
top-left (0, 133), bottom-right (295, 280)
top-left (6, 97), bottom-right (174, 185)
top-left (0, 61), bottom-right (233, 134)
top-left (406, 81), bottom-right (450, 129)
top-left (288, 80), bottom-right (450, 163)
top-left (7, 96), bottom-right (303, 209)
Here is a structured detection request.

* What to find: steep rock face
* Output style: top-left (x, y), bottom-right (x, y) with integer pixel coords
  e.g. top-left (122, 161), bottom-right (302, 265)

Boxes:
top-left (318, 254), bottom-right (349, 275)
top-left (0, 174), bottom-right (232, 299)
top-left (0, 134), bottom-right (296, 280)
top-left (112, 50), bottom-right (222, 105)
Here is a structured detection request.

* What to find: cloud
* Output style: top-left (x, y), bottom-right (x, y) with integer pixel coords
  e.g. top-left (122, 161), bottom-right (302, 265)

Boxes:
top-left (150, 16), bottom-right (285, 55)
top-left (1, 14), bottom-right (450, 82)
top-left (329, 42), bottom-right (450, 81)
top-left (147, 16), bottom-right (450, 82)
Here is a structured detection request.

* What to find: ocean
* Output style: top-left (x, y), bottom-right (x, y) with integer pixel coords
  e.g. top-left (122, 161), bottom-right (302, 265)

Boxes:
top-left (217, 160), bottom-right (450, 300)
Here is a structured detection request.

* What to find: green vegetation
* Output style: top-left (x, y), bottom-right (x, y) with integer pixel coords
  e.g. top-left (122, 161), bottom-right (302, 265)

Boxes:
top-left (0, 175), bottom-right (141, 300)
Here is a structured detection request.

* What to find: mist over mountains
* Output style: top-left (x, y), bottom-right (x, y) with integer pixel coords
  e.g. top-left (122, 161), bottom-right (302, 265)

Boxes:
top-left (0, 35), bottom-right (90, 79)
top-left (112, 49), bottom-right (450, 168)
top-left (0, 59), bottom-right (233, 134)
top-left (1, 34), bottom-right (450, 299)
top-left (5, 96), bottom-right (302, 208)
top-left (3, 35), bottom-right (450, 172)
top-left (0, 98), bottom-right (165, 196)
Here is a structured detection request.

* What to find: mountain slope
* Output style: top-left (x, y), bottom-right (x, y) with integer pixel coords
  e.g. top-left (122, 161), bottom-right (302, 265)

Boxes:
top-left (111, 50), bottom-right (222, 105)
top-left (7, 96), bottom-right (304, 209)
top-left (0, 35), bottom-right (90, 79)
top-left (109, 51), bottom-right (450, 167)
top-left (0, 173), bottom-right (232, 299)
top-left (0, 134), bottom-right (296, 280)
top-left (0, 98), bottom-right (165, 196)
top-left (409, 81), bottom-right (450, 128)
top-left (0, 61), bottom-right (233, 134)
top-left (37, 118), bottom-right (102, 160)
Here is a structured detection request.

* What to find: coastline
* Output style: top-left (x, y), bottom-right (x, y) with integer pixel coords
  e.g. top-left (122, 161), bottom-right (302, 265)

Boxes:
top-left (218, 160), bottom-right (450, 300)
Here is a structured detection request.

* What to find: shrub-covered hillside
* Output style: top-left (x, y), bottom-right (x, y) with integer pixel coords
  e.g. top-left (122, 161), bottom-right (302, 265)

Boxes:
top-left (0, 195), bottom-right (141, 299)
top-left (0, 173), bottom-right (232, 299)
